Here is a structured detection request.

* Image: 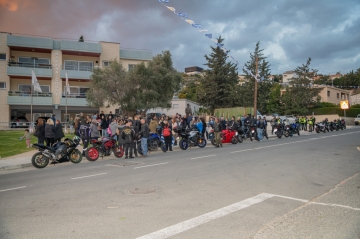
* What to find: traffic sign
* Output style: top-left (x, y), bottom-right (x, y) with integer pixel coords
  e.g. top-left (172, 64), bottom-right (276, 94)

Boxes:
top-left (340, 100), bottom-right (349, 109)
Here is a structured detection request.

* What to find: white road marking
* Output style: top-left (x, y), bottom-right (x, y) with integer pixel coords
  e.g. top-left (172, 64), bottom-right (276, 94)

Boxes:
top-left (0, 186), bottom-right (26, 192)
top-left (134, 162), bottom-right (169, 169)
top-left (136, 193), bottom-right (274, 239)
top-left (309, 202), bottom-right (360, 211)
top-left (191, 155), bottom-right (216, 160)
top-left (271, 194), bottom-right (309, 203)
top-left (71, 173), bottom-right (107, 180)
top-left (231, 131), bottom-right (360, 154)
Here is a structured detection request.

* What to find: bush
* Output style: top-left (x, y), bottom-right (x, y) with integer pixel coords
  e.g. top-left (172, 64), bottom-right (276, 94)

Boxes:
top-left (313, 102), bottom-right (337, 108)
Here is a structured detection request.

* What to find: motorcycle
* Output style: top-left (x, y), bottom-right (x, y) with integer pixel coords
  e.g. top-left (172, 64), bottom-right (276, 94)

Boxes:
top-left (340, 119), bottom-right (346, 130)
top-left (290, 123), bottom-right (300, 136)
top-left (211, 127), bottom-right (240, 145)
top-left (31, 137), bottom-right (82, 168)
top-left (86, 136), bottom-right (124, 161)
top-left (329, 121), bottom-right (339, 131)
top-left (137, 126), bottom-right (167, 155)
top-left (283, 124), bottom-right (292, 138)
top-left (274, 124), bottom-right (283, 138)
top-left (315, 122), bottom-right (327, 133)
top-left (239, 126), bottom-right (253, 141)
top-left (176, 126), bottom-right (206, 150)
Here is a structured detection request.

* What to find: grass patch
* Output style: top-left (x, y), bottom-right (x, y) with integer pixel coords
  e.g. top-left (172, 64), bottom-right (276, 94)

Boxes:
top-left (0, 130), bottom-right (73, 158)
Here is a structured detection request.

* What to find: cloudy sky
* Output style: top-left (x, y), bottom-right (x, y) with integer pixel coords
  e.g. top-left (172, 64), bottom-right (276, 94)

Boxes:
top-left (1, 0), bottom-right (359, 75)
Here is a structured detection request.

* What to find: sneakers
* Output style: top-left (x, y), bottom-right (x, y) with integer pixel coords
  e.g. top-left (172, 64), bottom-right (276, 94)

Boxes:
top-left (125, 156), bottom-right (128, 159)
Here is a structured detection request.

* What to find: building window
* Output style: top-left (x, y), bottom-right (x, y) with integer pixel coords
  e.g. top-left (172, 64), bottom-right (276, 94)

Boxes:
top-left (128, 64), bottom-right (136, 71)
top-left (18, 57), bottom-right (50, 68)
top-left (64, 60), bottom-right (93, 71)
top-left (173, 104), bottom-right (179, 109)
top-left (327, 91), bottom-right (330, 97)
top-left (64, 86), bottom-right (89, 97)
top-left (18, 84), bottom-right (50, 92)
top-left (337, 93), bottom-right (339, 99)
top-left (0, 53), bottom-right (6, 60)
top-left (0, 82), bottom-right (6, 89)
top-left (103, 61), bottom-right (111, 67)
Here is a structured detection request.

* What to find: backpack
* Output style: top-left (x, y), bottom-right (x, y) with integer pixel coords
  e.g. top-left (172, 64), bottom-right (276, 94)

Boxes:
top-left (79, 125), bottom-right (91, 138)
top-left (163, 127), bottom-right (171, 137)
top-left (107, 127), bottom-right (112, 136)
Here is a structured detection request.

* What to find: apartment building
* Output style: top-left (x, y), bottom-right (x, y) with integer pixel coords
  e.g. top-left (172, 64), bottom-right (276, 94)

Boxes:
top-left (314, 85), bottom-right (351, 105)
top-left (0, 32), bottom-right (152, 126)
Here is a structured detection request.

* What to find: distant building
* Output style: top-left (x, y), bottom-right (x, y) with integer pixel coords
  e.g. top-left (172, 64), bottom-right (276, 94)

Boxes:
top-left (329, 73), bottom-right (343, 80)
top-left (350, 92), bottom-right (360, 105)
top-left (314, 85), bottom-right (351, 104)
top-left (282, 71), bottom-right (297, 84)
top-left (185, 66), bottom-right (203, 75)
top-left (147, 98), bottom-right (200, 117)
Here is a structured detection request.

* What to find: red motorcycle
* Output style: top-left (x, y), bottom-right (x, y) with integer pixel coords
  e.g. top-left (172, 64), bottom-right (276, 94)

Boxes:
top-left (86, 137), bottom-right (124, 161)
top-left (211, 127), bottom-right (239, 145)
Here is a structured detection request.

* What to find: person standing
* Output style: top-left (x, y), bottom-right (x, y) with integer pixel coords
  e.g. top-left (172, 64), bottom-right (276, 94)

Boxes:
top-left (171, 117), bottom-right (178, 145)
top-left (100, 115), bottom-right (108, 138)
top-left (149, 115), bottom-right (158, 134)
top-left (74, 118), bottom-right (80, 137)
top-left (270, 117), bottom-right (276, 134)
top-left (45, 119), bottom-right (55, 147)
top-left (213, 117), bottom-right (223, 148)
top-left (109, 118), bottom-right (118, 140)
top-left (89, 119), bottom-right (100, 140)
top-left (79, 112), bottom-right (86, 125)
top-left (162, 120), bottom-right (172, 151)
top-left (200, 117), bottom-right (207, 139)
top-left (79, 120), bottom-right (91, 156)
top-left (308, 116), bottom-right (313, 132)
top-left (132, 116), bottom-right (141, 157)
top-left (68, 117), bottom-right (75, 134)
top-left (23, 129), bottom-right (32, 148)
top-left (140, 119), bottom-right (149, 158)
top-left (121, 121), bottom-right (135, 159)
top-left (35, 119), bottom-right (45, 144)
top-left (257, 116), bottom-right (264, 141)
top-left (54, 120), bottom-right (65, 143)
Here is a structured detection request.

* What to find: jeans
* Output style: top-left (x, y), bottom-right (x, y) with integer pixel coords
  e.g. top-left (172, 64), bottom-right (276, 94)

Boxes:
top-left (101, 129), bottom-right (107, 138)
top-left (141, 137), bottom-right (148, 156)
top-left (70, 125), bottom-right (74, 133)
top-left (257, 128), bottom-right (263, 141)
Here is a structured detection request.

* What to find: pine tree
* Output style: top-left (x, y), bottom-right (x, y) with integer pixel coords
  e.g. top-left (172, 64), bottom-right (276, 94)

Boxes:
top-left (197, 37), bottom-right (239, 114)
top-left (238, 41), bottom-right (272, 114)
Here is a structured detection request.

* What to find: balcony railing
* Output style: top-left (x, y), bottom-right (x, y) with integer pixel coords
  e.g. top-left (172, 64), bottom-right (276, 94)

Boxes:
top-left (8, 61), bottom-right (52, 69)
top-left (62, 93), bottom-right (87, 98)
top-left (62, 65), bottom-right (93, 72)
top-left (8, 91), bottom-right (53, 97)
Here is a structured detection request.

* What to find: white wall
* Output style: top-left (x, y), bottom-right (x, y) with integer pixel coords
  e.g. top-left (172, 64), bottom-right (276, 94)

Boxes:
top-left (147, 99), bottom-right (200, 116)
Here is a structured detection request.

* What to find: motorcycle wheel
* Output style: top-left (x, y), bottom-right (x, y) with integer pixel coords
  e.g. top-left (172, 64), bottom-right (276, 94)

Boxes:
top-left (344, 125), bottom-right (346, 129)
top-left (289, 131), bottom-right (293, 137)
top-left (85, 147), bottom-right (99, 161)
top-left (238, 135), bottom-right (243, 143)
top-left (231, 136), bottom-right (238, 144)
top-left (336, 127), bottom-right (339, 131)
top-left (209, 133), bottom-right (214, 140)
top-left (211, 138), bottom-right (216, 146)
top-left (160, 141), bottom-right (167, 152)
top-left (137, 142), bottom-right (144, 155)
top-left (113, 145), bottom-right (124, 158)
top-left (179, 139), bottom-right (188, 150)
top-left (277, 132), bottom-right (282, 138)
top-left (198, 138), bottom-right (207, 148)
top-left (316, 129), bottom-right (320, 133)
top-left (31, 152), bottom-right (49, 169)
top-left (69, 149), bottom-right (82, 164)
top-left (284, 131), bottom-right (289, 137)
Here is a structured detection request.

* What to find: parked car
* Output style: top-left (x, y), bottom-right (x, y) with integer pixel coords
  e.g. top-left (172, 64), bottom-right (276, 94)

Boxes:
top-left (10, 116), bottom-right (30, 128)
top-left (285, 115), bottom-right (296, 124)
top-left (264, 113), bottom-right (279, 122)
top-left (354, 114), bottom-right (360, 125)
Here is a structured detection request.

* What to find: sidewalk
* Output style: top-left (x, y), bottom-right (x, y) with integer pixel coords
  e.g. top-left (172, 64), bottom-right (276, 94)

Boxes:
top-left (0, 127), bottom-right (354, 171)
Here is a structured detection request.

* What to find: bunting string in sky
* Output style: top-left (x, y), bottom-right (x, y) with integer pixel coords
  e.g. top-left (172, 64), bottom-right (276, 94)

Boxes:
top-left (157, 0), bottom-right (263, 82)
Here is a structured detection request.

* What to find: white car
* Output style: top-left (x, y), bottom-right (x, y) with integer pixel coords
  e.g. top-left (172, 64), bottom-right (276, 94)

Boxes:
top-left (284, 115), bottom-right (296, 124)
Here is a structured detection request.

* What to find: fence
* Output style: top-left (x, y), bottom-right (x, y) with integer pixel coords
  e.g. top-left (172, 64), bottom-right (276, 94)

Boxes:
top-left (0, 122), bottom-right (71, 130)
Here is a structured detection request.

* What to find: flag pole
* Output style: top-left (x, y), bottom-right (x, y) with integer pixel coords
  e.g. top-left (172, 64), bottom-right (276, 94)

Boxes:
top-left (65, 86), bottom-right (68, 133)
top-left (30, 84), bottom-right (33, 132)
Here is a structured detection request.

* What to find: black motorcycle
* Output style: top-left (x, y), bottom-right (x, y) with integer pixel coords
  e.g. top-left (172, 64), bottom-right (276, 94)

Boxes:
top-left (239, 126), bottom-right (253, 141)
top-left (31, 137), bottom-right (82, 168)
top-left (339, 119), bottom-right (346, 130)
top-left (274, 124), bottom-right (284, 138)
top-left (176, 126), bottom-right (206, 150)
top-left (329, 122), bottom-right (339, 131)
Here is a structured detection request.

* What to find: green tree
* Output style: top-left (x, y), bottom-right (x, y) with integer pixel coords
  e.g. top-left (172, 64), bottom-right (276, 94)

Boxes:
top-left (238, 41), bottom-right (272, 114)
top-left (282, 58), bottom-right (321, 114)
top-left (266, 83), bottom-right (282, 113)
top-left (86, 51), bottom-right (182, 116)
top-left (197, 36), bottom-right (239, 114)
top-left (178, 80), bottom-right (199, 102)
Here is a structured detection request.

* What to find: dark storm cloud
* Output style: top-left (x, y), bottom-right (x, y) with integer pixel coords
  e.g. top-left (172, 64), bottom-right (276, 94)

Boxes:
top-left (0, 0), bottom-right (359, 74)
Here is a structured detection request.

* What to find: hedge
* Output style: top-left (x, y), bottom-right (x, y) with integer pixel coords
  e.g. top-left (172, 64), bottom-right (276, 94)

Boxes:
top-left (308, 107), bottom-right (360, 117)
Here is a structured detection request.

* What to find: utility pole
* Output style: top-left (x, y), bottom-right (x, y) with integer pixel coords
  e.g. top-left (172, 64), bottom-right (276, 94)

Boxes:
top-left (253, 56), bottom-right (258, 118)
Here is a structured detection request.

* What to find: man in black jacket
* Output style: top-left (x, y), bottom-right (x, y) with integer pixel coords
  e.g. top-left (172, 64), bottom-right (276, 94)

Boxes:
top-left (121, 121), bottom-right (136, 159)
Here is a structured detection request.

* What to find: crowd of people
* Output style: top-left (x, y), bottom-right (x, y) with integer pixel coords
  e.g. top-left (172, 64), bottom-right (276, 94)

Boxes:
top-left (29, 110), bottom-right (349, 156)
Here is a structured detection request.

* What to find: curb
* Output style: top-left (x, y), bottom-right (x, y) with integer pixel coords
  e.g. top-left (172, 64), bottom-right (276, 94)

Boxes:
top-left (0, 163), bottom-right (33, 171)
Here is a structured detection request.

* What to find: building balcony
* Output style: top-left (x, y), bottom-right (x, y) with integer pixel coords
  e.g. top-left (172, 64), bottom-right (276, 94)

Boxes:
top-left (60, 40), bottom-right (102, 55)
top-left (7, 35), bottom-right (53, 50)
top-left (60, 93), bottom-right (90, 106)
top-left (7, 91), bottom-right (53, 105)
top-left (7, 62), bottom-right (53, 78)
top-left (60, 65), bottom-right (93, 80)
top-left (120, 48), bottom-right (152, 60)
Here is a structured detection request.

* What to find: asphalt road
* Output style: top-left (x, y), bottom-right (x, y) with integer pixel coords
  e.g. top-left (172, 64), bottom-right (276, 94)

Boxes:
top-left (0, 128), bottom-right (359, 239)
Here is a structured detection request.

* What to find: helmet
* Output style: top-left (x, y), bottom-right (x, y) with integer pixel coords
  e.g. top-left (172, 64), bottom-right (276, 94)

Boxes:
top-left (73, 136), bottom-right (80, 145)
